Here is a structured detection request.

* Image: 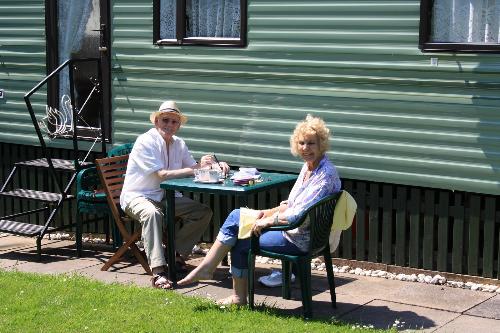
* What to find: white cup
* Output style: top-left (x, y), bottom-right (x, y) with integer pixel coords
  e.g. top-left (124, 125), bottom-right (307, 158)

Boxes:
top-left (208, 169), bottom-right (220, 182)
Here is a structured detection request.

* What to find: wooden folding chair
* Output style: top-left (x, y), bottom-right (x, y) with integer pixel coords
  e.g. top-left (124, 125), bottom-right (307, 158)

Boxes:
top-left (95, 154), bottom-right (152, 275)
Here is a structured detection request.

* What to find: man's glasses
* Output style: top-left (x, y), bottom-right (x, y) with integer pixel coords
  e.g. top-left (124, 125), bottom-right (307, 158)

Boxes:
top-left (159, 118), bottom-right (179, 125)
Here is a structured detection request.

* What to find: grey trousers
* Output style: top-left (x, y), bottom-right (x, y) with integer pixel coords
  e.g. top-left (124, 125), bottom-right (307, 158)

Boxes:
top-left (124, 196), bottom-right (212, 269)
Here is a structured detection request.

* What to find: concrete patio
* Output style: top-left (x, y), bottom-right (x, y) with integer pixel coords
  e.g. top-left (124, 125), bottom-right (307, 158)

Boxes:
top-left (1, 233), bottom-right (499, 332)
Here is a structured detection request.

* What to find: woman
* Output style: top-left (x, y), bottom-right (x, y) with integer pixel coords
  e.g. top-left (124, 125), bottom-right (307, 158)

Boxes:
top-left (178, 114), bottom-right (341, 305)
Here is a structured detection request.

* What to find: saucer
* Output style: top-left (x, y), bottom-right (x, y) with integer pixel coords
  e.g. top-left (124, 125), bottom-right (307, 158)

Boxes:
top-left (194, 178), bottom-right (224, 184)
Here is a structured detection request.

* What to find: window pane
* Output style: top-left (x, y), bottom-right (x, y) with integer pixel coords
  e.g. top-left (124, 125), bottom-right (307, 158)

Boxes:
top-left (160, 0), bottom-right (176, 39)
top-left (186, 0), bottom-right (241, 38)
top-left (431, 0), bottom-right (500, 43)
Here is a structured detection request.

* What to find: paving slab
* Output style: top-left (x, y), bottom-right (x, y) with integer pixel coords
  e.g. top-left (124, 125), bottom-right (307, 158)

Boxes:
top-left (0, 255), bottom-right (28, 269)
top-left (464, 294), bottom-right (500, 320)
top-left (253, 289), bottom-right (375, 319)
top-left (434, 314), bottom-right (500, 333)
top-left (0, 234), bottom-right (39, 253)
top-left (334, 273), bottom-right (493, 312)
top-left (74, 263), bottom-right (147, 285)
top-left (340, 299), bottom-right (460, 332)
top-left (386, 282), bottom-right (495, 313)
top-left (335, 273), bottom-right (404, 298)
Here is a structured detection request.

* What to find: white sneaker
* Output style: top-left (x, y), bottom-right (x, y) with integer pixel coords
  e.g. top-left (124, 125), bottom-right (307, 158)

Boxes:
top-left (258, 269), bottom-right (296, 287)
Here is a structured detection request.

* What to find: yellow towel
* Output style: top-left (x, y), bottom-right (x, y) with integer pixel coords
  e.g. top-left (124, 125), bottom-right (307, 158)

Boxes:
top-left (237, 207), bottom-right (260, 239)
top-left (329, 190), bottom-right (357, 251)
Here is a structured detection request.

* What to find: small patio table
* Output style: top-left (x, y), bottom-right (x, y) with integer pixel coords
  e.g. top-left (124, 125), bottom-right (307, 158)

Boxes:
top-left (160, 172), bottom-right (297, 285)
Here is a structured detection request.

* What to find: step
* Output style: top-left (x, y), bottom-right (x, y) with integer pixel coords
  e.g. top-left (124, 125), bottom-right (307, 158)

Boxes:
top-left (0, 189), bottom-right (74, 203)
top-left (0, 220), bottom-right (54, 236)
top-left (15, 158), bottom-right (93, 171)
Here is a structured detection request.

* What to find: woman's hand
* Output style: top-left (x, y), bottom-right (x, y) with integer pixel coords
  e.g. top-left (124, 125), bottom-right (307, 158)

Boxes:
top-left (251, 218), bottom-right (271, 237)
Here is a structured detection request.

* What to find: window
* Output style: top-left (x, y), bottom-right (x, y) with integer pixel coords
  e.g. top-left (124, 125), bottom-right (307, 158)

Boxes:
top-left (153, 0), bottom-right (247, 46)
top-left (419, 0), bottom-right (500, 52)
top-left (45, 0), bottom-right (112, 142)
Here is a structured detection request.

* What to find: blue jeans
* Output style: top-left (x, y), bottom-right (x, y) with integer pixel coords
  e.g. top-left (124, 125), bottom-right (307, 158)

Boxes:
top-left (216, 209), bottom-right (304, 278)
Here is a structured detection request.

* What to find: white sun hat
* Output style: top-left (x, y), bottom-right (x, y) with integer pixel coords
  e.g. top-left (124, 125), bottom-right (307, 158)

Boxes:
top-left (150, 100), bottom-right (188, 125)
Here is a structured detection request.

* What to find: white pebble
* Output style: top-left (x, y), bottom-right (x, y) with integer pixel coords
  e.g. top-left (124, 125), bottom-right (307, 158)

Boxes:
top-left (430, 275), bottom-right (446, 285)
top-left (471, 284), bottom-right (481, 291)
top-left (465, 282), bottom-right (474, 289)
top-left (408, 274), bottom-right (417, 282)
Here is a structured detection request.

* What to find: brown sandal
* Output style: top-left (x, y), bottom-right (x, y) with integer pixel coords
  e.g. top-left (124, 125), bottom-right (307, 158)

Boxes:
top-left (175, 253), bottom-right (189, 273)
top-left (151, 272), bottom-right (173, 290)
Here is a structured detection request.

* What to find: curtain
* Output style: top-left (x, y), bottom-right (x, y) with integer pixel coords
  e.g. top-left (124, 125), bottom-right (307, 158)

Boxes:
top-left (160, 0), bottom-right (240, 39)
top-left (431, 0), bottom-right (500, 43)
top-left (160, 0), bottom-right (176, 39)
top-left (58, 0), bottom-right (93, 124)
top-left (186, 0), bottom-right (241, 38)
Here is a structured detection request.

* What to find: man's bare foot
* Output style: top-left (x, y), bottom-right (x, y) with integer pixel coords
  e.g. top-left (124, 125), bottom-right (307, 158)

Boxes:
top-left (177, 267), bottom-right (213, 286)
top-left (216, 295), bottom-right (247, 306)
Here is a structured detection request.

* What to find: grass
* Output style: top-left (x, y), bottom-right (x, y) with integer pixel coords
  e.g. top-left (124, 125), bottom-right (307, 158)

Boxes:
top-left (0, 270), bottom-right (392, 333)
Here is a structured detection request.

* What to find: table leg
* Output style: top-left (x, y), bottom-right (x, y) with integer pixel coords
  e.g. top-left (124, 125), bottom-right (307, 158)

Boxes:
top-left (219, 195), bottom-right (229, 266)
top-left (165, 189), bottom-right (177, 285)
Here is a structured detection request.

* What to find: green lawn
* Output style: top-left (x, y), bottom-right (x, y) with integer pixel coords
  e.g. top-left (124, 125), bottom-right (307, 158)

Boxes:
top-left (0, 270), bottom-right (391, 332)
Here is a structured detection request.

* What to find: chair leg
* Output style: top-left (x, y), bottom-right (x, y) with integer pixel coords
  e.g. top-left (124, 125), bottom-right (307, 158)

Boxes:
top-left (324, 251), bottom-right (336, 308)
top-left (111, 216), bottom-right (121, 249)
top-left (101, 229), bottom-right (152, 275)
top-left (104, 214), bottom-right (110, 245)
top-left (282, 260), bottom-right (292, 299)
top-left (297, 258), bottom-right (313, 318)
top-left (130, 243), bottom-right (152, 275)
top-left (101, 242), bottom-right (130, 271)
top-left (248, 252), bottom-right (256, 309)
top-left (76, 212), bottom-right (83, 258)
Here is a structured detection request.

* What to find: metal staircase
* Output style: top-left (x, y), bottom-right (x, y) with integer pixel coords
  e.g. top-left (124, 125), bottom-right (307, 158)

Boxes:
top-left (0, 58), bottom-right (106, 258)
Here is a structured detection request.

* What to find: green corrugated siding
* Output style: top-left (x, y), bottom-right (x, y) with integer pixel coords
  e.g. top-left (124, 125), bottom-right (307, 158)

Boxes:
top-left (112, 0), bottom-right (500, 195)
top-left (0, 1), bottom-right (46, 145)
top-left (1, 1), bottom-right (500, 195)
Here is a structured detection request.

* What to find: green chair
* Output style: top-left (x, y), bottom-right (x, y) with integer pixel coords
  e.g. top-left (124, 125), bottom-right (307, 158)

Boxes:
top-left (248, 193), bottom-right (340, 318)
top-left (75, 143), bottom-right (134, 256)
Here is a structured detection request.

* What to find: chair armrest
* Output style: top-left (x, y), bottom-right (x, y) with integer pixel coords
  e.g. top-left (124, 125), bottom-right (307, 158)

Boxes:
top-left (261, 224), bottom-right (296, 232)
top-left (250, 192), bottom-right (341, 252)
top-left (76, 166), bottom-right (100, 193)
top-left (250, 223), bottom-right (297, 252)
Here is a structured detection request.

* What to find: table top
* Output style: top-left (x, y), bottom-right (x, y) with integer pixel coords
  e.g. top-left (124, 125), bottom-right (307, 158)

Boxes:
top-left (160, 171), bottom-right (297, 195)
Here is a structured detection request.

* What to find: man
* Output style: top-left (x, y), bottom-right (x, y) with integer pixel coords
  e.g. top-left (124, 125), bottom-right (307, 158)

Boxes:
top-left (120, 100), bottom-right (229, 289)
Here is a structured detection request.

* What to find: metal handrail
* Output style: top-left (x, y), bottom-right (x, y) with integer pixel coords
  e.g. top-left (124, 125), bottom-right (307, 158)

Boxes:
top-left (23, 57), bottom-right (105, 238)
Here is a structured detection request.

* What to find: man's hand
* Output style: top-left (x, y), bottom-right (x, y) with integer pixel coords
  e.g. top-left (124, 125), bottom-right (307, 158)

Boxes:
top-left (217, 161), bottom-right (230, 175)
top-left (199, 155), bottom-right (230, 175)
top-left (200, 155), bottom-right (213, 168)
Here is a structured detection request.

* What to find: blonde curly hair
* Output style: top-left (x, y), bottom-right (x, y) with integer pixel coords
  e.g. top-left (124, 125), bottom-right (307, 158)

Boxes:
top-left (290, 114), bottom-right (330, 156)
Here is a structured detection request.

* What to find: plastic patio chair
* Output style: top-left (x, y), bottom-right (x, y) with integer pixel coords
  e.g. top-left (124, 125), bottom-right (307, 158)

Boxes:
top-left (248, 193), bottom-right (340, 318)
top-left (75, 143), bottom-right (134, 256)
